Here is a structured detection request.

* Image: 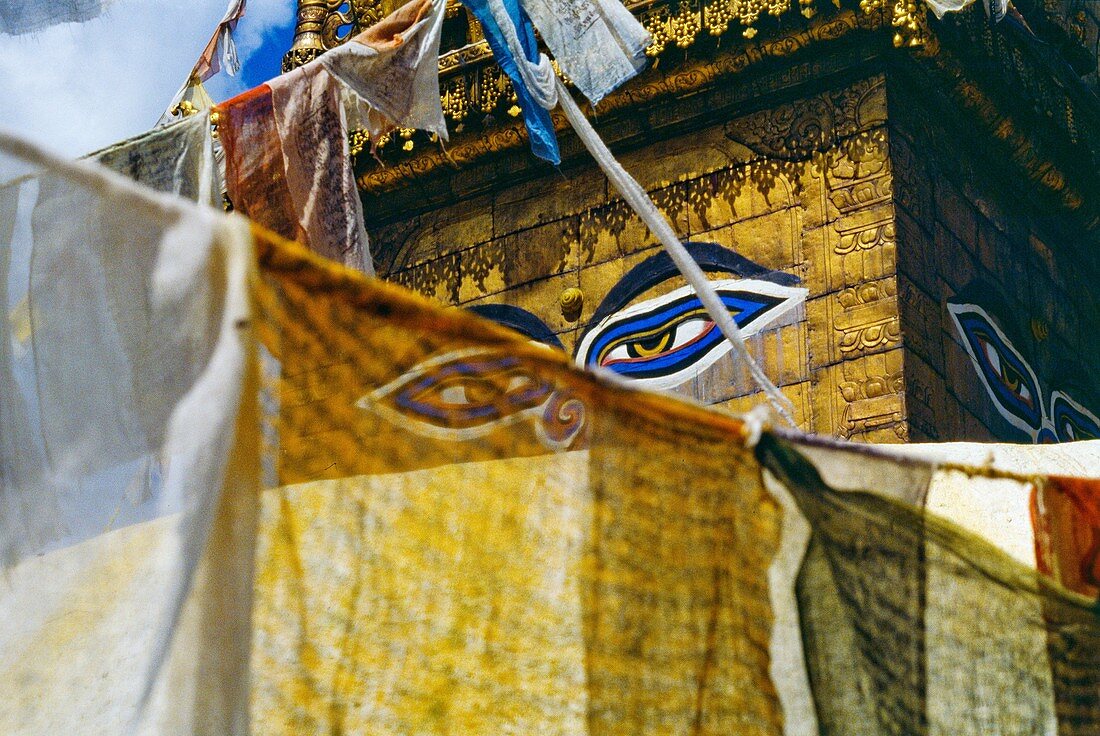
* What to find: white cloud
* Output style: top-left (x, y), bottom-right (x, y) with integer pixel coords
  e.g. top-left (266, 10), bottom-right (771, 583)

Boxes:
top-left (0, 0), bottom-right (295, 158)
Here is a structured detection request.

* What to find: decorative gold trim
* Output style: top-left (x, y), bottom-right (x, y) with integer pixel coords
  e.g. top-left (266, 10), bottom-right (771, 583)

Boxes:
top-left (927, 50), bottom-right (1095, 227)
top-left (357, 7), bottom-right (883, 192)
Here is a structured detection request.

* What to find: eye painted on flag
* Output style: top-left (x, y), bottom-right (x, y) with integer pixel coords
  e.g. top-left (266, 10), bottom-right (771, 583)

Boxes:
top-left (575, 279), bottom-right (805, 390)
top-left (359, 348), bottom-right (584, 449)
top-left (948, 302), bottom-right (1044, 433)
top-left (1051, 392), bottom-right (1100, 442)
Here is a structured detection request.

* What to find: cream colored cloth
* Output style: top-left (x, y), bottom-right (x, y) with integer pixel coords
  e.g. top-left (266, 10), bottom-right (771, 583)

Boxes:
top-left (321, 0), bottom-right (449, 141)
top-left (0, 130), bottom-right (258, 735)
top-left (521, 0), bottom-right (650, 105)
top-left (89, 112), bottom-right (219, 207)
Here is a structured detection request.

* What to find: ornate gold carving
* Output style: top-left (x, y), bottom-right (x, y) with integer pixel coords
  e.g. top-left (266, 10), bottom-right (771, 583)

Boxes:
top-left (350, 0), bottom-right (388, 27)
top-left (833, 281), bottom-right (900, 354)
top-left (890, 0), bottom-right (931, 49)
top-left (835, 218), bottom-right (894, 254)
top-left (827, 129), bottom-right (891, 214)
top-left (358, 8), bottom-right (882, 193)
top-left (559, 288), bottom-right (584, 321)
top-left (348, 128), bottom-right (370, 157)
top-left (281, 46), bottom-right (323, 73)
top-left (828, 173), bottom-right (891, 213)
top-left (283, 0), bottom-right (353, 72)
top-left (839, 370), bottom-right (905, 437)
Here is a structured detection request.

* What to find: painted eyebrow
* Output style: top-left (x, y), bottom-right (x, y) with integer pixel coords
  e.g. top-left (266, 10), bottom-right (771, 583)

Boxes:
top-left (585, 242), bottom-right (800, 329)
top-left (465, 303), bottom-right (565, 350)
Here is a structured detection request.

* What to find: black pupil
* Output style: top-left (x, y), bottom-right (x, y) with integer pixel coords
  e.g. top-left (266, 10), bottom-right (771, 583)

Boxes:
top-left (627, 330), bottom-right (671, 358)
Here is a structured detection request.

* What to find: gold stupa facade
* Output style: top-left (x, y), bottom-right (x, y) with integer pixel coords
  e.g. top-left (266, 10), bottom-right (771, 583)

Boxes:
top-left (285, 0), bottom-right (1100, 445)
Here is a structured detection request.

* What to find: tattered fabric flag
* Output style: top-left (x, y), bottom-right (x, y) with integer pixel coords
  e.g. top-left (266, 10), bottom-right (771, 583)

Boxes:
top-left (87, 112), bottom-right (220, 207)
top-left (321, 0), bottom-right (448, 143)
top-left (160, 0), bottom-right (247, 125)
top-left (219, 66), bottom-right (368, 272)
top-left (462, 0), bottom-right (562, 165)
top-left (195, 0), bottom-right (248, 81)
top-left (0, 130), bottom-right (257, 735)
top-left (759, 434), bottom-right (1100, 736)
top-left (521, 0), bottom-right (650, 105)
top-left (0, 0), bottom-right (110, 35)
top-left (218, 0), bottom-right (450, 274)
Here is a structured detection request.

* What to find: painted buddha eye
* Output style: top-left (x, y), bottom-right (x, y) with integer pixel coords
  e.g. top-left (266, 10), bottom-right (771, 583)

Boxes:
top-left (948, 303), bottom-right (1043, 433)
top-left (576, 279), bottom-right (805, 390)
top-left (600, 312), bottom-right (713, 365)
top-left (360, 350), bottom-right (553, 434)
top-left (1051, 392), bottom-right (1100, 442)
top-left (430, 372), bottom-right (545, 418)
top-left (976, 332), bottom-right (1034, 409)
top-left (393, 360), bottom-right (550, 430)
top-left (359, 348), bottom-right (586, 449)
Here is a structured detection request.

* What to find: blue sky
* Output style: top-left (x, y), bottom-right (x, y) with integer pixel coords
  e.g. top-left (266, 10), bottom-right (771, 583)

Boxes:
top-left (0, 1), bottom-right (299, 157)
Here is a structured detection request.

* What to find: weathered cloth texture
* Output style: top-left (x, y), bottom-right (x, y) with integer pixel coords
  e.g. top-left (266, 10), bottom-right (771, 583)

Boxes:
top-left (0, 0), bottom-right (109, 35)
top-left (0, 132), bottom-right (257, 734)
top-left (522, 0), bottom-right (650, 105)
top-left (250, 230), bottom-right (1100, 736)
top-left (220, 73), bottom-right (368, 272)
top-left (758, 434), bottom-right (1100, 736)
top-left (88, 112), bottom-right (219, 206)
top-left (219, 0), bottom-right (447, 274)
top-left (321, 0), bottom-right (448, 141)
top-left (2, 130), bottom-right (1099, 736)
top-left (250, 227), bottom-right (785, 734)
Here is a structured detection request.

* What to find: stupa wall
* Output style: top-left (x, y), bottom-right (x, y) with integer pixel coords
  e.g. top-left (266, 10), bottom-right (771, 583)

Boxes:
top-left (370, 73), bottom-right (910, 442)
top-left (889, 74), bottom-right (1100, 445)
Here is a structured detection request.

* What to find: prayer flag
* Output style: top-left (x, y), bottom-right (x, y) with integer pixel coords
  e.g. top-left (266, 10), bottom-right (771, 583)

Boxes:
top-left (462, 0), bottom-right (562, 165)
top-left (521, 0), bottom-right (650, 105)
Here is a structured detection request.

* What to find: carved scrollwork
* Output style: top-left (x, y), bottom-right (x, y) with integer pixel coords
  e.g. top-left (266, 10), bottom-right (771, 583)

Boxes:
top-left (839, 370), bottom-right (906, 437)
top-left (321, 5), bottom-right (357, 47)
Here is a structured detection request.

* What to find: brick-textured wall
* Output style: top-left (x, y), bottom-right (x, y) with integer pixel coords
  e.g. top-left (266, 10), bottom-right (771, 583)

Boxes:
top-left (890, 75), bottom-right (1100, 443)
top-left (370, 74), bottom-right (916, 443)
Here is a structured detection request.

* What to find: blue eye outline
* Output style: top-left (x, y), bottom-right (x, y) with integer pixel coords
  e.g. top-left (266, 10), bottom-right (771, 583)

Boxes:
top-left (1051, 391), bottom-right (1100, 442)
top-left (573, 242), bottom-right (805, 390)
top-left (575, 278), bottom-right (806, 390)
top-left (947, 301), bottom-right (1044, 435)
top-left (358, 347), bottom-right (585, 449)
top-left (583, 241), bottom-right (801, 329)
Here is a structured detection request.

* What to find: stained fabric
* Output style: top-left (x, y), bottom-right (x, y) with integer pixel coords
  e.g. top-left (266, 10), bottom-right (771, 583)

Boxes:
top-left (521, 0), bottom-right (650, 105)
top-left (0, 132), bottom-right (257, 734)
top-left (0, 0), bottom-right (108, 35)
top-left (220, 73), bottom-right (367, 272)
top-left (4, 130), bottom-right (1100, 735)
top-left (249, 227), bottom-right (784, 735)
top-left (249, 227), bottom-right (1100, 735)
top-left (268, 63), bottom-right (370, 271)
top-left (88, 112), bottom-right (219, 206)
top-left (462, 0), bottom-right (562, 164)
top-left (218, 0), bottom-right (450, 274)
top-left (758, 434), bottom-right (1100, 736)
top-left (321, 0), bottom-right (448, 142)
